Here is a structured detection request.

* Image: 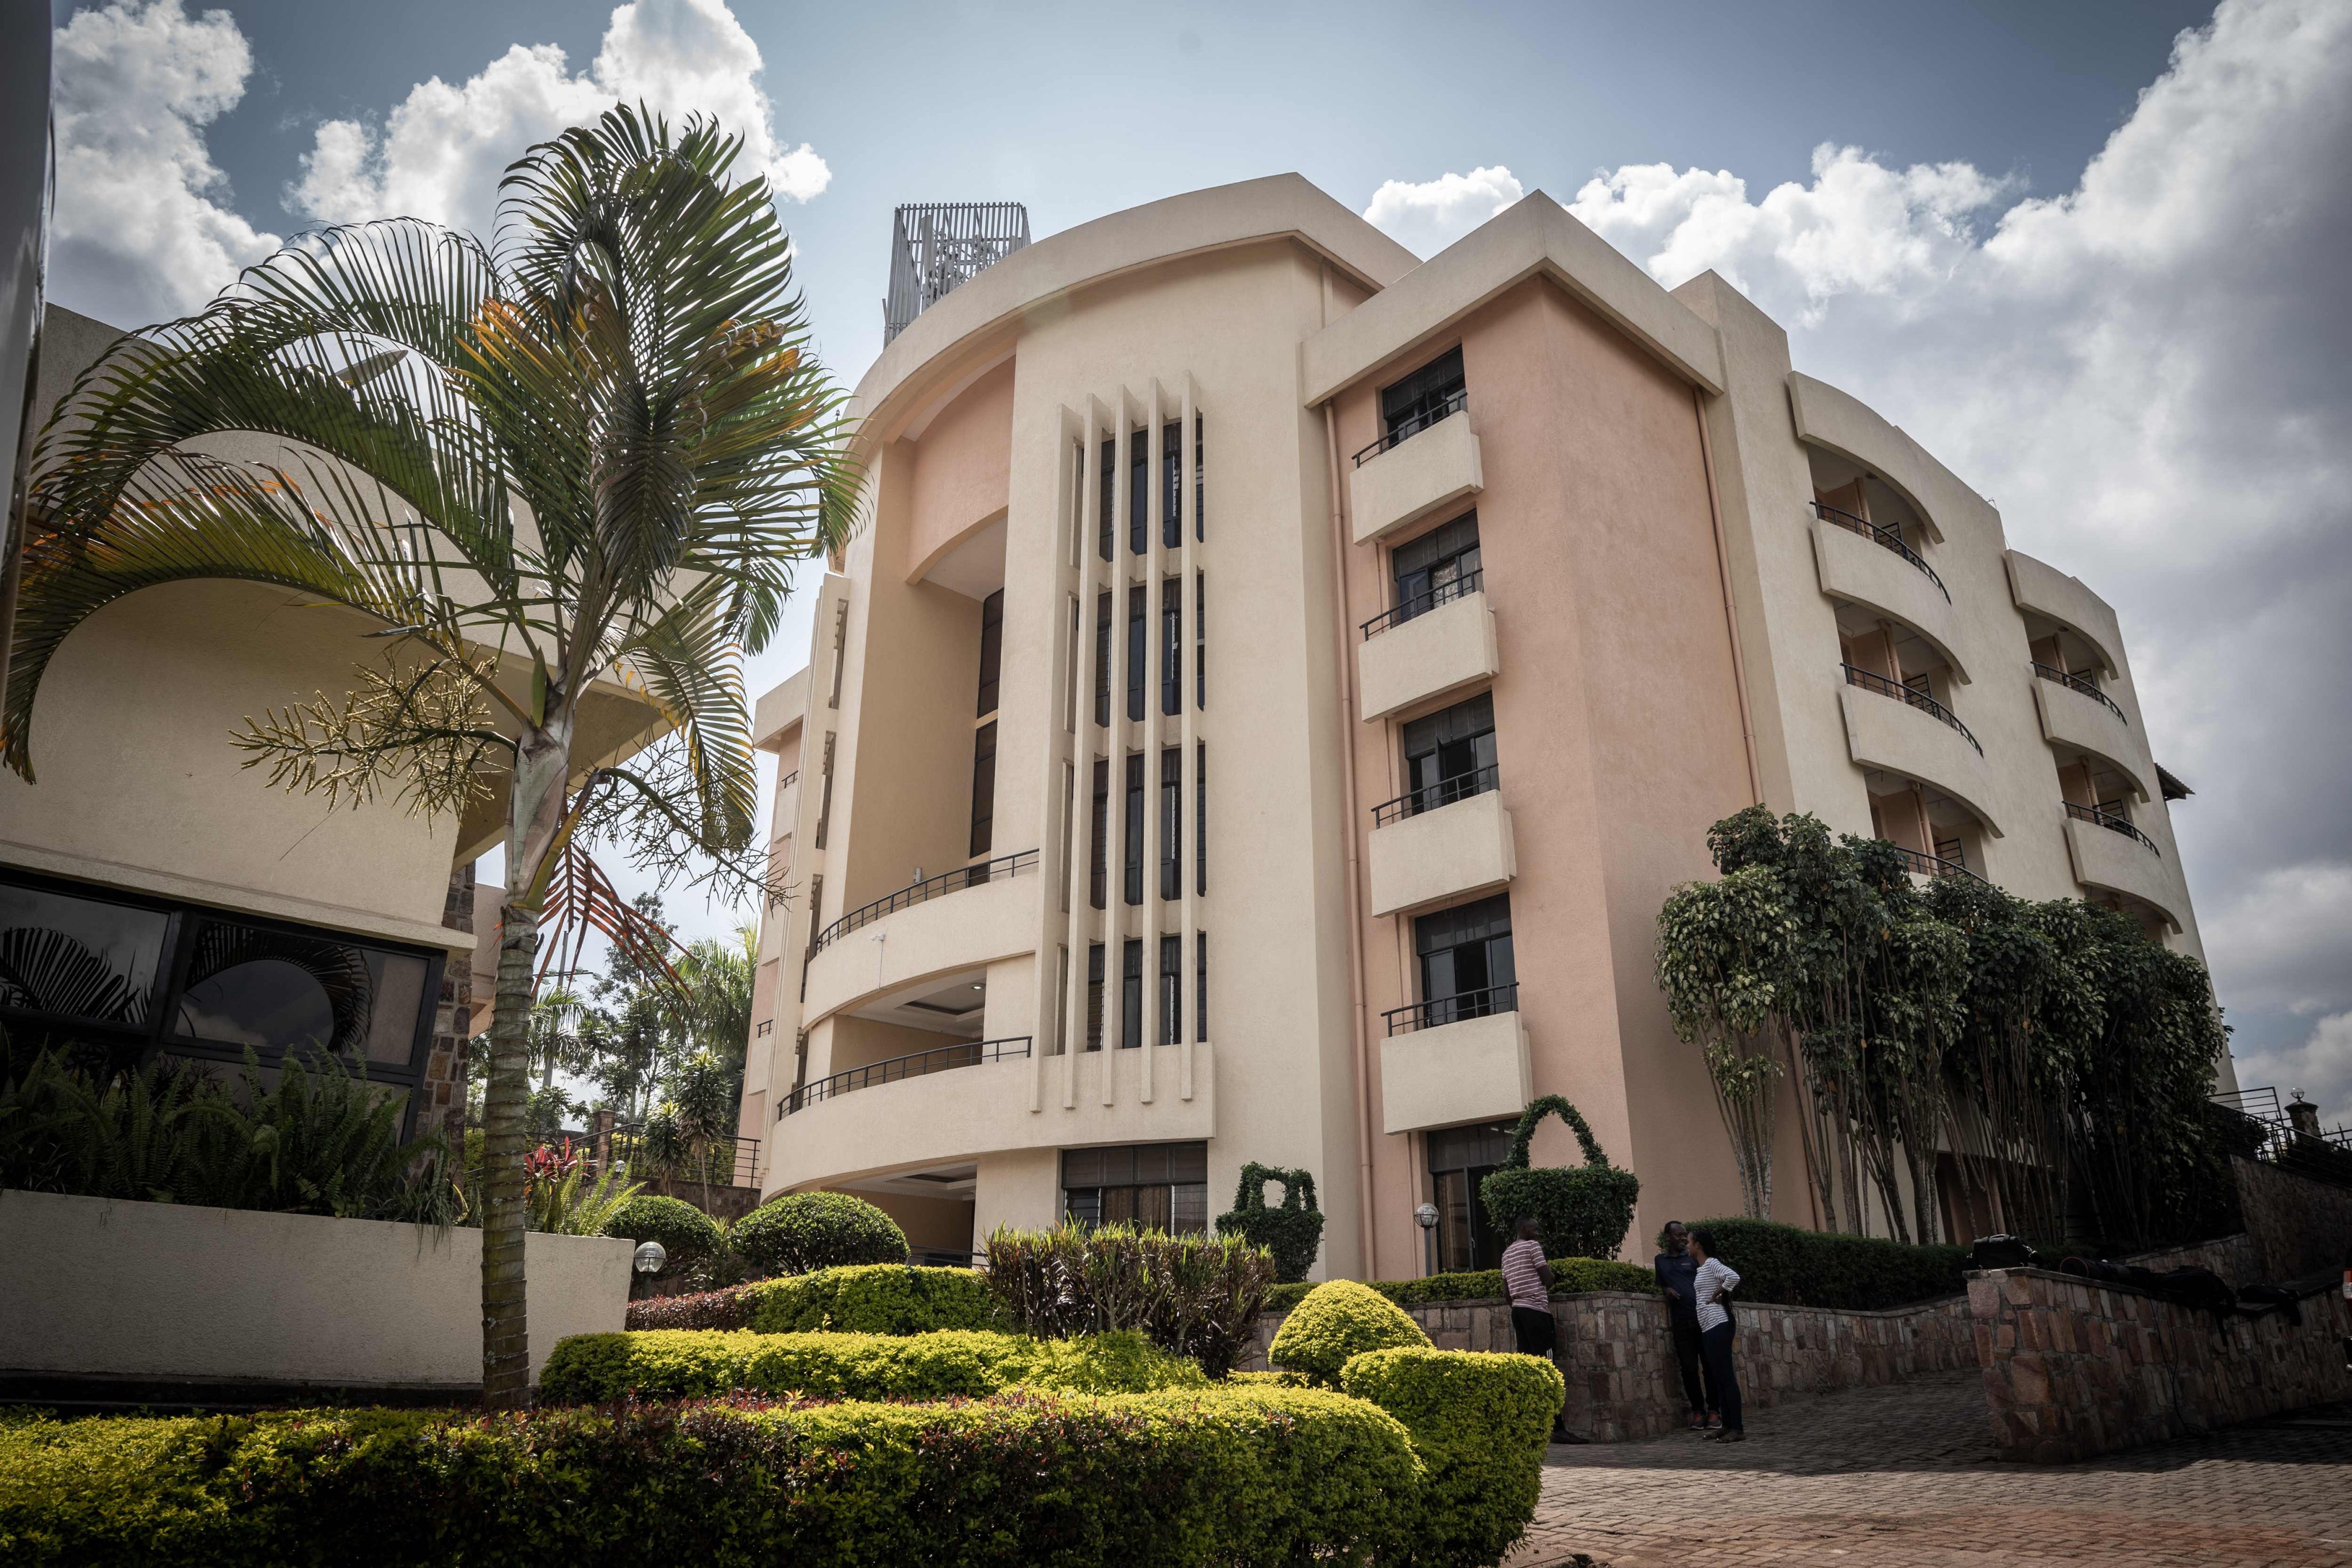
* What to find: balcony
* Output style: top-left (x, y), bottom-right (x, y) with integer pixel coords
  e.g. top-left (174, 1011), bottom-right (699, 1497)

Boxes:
top-left (1886, 843), bottom-right (1986, 885)
top-left (1378, 984), bottom-right (1530, 1136)
top-left (1358, 577), bottom-right (1499, 722)
top-left (1349, 400), bottom-right (1483, 546)
top-left (1812, 509), bottom-right (1968, 683)
top-left (785, 1036), bottom-right (1032, 1114)
top-left (2006, 551), bottom-right (2123, 678)
top-left (802, 851), bottom-right (1040, 1021)
top-left (2032, 665), bottom-right (2152, 802)
top-left (1365, 778), bottom-right (1515, 917)
top-left (1839, 670), bottom-right (2002, 837)
top-left (2063, 805), bottom-right (2181, 931)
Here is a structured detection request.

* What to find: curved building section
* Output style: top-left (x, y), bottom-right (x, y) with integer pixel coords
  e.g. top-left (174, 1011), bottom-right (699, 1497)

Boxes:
top-left (737, 176), bottom-right (2218, 1273)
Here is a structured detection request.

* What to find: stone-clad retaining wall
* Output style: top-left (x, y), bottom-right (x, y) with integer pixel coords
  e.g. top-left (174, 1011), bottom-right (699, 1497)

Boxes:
top-left (1971, 1265), bottom-right (2352, 1463)
top-left (2234, 1155), bottom-right (2352, 1280)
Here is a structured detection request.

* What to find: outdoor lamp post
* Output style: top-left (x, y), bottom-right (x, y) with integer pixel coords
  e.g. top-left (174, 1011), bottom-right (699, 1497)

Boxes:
top-left (1414, 1203), bottom-right (1439, 1279)
top-left (633, 1241), bottom-right (666, 1275)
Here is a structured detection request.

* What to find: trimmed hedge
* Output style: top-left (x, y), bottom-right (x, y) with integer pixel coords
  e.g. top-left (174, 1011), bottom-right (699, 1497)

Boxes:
top-left (1691, 1217), bottom-right (1968, 1310)
top-left (1268, 1280), bottom-right (1430, 1387)
top-left (744, 1264), bottom-right (995, 1335)
top-left (539, 1328), bottom-right (1207, 1405)
top-left (729, 1191), bottom-right (907, 1276)
top-left (1341, 1348), bottom-right (1562, 1568)
top-left (1262, 1257), bottom-right (1657, 1314)
top-left (0, 1389), bottom-right (1423, 1567)
top-left (626, 1284), bottom-right (758, 1331)
top-left (603, 1194), bottom-right (724, 1275)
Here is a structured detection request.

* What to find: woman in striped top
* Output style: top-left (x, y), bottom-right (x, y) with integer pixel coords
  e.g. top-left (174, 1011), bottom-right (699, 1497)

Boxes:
top-left (1686, 1227), bottom-right (1744, 1442)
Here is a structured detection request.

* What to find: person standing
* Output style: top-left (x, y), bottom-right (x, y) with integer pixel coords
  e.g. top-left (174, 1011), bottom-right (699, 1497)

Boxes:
top-left (1653, 1221), bottom-right (1714, 1431)
top-left (1501, 1214), bottom-right (1577, 1443)
top-left (1686, 1226), bottom-right (1743, 1442)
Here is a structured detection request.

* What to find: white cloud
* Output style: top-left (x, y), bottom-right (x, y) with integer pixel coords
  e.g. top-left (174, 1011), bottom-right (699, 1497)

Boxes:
top-left (1362, 165), bottom-right (1525, 257)
top-left (290, 0), bottom-right (829, 238)
top-left (48, 0), bottom-right (283, 326)
top-left (2234, 1011), bottom-right (2352, 1131)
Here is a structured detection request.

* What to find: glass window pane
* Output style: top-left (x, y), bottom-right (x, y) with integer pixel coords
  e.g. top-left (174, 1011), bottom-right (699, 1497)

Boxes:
top-left (1171, 1181), bottom-right (1207, 1234)
top-left (175, 919), bottom-right (428, 1067)
top-left (0, 882), bottom-right (170, 1026)
top-left (361, 951), bottom-right (430, 1067)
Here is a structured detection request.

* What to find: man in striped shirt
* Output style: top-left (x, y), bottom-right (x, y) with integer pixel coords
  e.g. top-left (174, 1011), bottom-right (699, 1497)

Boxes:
top-left (1501, 1215), bottom-right (1579, 1443)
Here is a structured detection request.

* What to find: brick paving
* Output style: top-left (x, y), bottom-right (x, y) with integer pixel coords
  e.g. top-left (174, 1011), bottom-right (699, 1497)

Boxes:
top-left (1509, 1369), bottom-right (2352, 1567)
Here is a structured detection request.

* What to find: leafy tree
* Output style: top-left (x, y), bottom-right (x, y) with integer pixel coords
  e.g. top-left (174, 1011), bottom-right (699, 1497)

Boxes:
top-left (6, 107), bottom-right (852, 1407)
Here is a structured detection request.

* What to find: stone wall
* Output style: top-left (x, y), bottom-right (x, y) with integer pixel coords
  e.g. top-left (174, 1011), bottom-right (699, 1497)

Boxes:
top-left (2233, 1156), bottom-right (2352, 1280)
top-left (1243, 1289), bottom-right (1975, 1442)
top-left (418, 859), bottom-right (475, 1143)
top-left (1971, 1265), bottom-right (2352, 1463)
top-left (2124, 1231), bottom-right (2262, 1281)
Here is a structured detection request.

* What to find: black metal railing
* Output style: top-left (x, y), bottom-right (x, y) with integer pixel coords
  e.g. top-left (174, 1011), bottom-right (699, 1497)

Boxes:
top-left (786, 1036), bottom-right (1032, 1114)
top-left (1362, 566), bottom-right (1485, 640)
top-left (1372, 764), bottom-right (1501, 827)
top-left (2032, 662), bottom-right (2127, 723)
top-left (914, 1247), bottom-right (980, 1268)
top-left (809, 849), bottom-right (1038, 954)
top-left (1353, 387), bottom-right (1469, 466)
top-left (605, 1126), bottom-right (762, 1189)
top-left (1384, 982), bottom-right (1519, 1036)
top-left (1843, 664), bottom-right (1982, 755)
top-left (2064, 801), bottom-right (2160, 856)
top-left (2211, 1087), bottom-right (2352, 1191)
top-left (1813, 502), bottom-right (1948, 603)
top-left (1887, 843), bottom-right (1987, 884)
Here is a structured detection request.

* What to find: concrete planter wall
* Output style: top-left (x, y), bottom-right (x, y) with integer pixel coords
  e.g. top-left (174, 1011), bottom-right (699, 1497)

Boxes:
top-left (0, 1189), bottom-right (631, 1395)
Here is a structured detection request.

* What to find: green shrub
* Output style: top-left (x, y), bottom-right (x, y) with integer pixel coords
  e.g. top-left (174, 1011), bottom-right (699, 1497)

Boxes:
top-left (538, 1327), bottom-right (1207, 1405)
top-left (625, 1284), bottom-right (758, 1331)
top-left (1214, 1163), bottom-right (1326, 1283)
top-left (1261, 1256), bottom-right (1657, 1314)
top-left (743, 1264), bottom-right (995, 1335)
top-left (1268, 1280), bottom-right (1430, 1387)
top-left (984, 1222), bottom-right (1274, 1378)
top-left (601, 1193), bottom-right (724, 1279)
top-left (729, 1191), bottom-right (907, 1276)
top-left (0, 1389), bottom-right (1422, 1567)
top-left (1689, 1218), bottom-right (1967, 1310)
top-left (1479, 1096), bottom-right (1640, 1262)
top-left (1342, 1347), bottom-right (1562, 1568)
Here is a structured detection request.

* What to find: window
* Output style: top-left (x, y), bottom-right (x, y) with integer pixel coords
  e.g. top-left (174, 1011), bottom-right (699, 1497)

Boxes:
top-left (0, 880), bottom-right (169, 1028)
top-left (1161, 420), bottom-right (1182, 549)
top-left (1123, 752), bottom-right (1144, 906)
top-left (1934, 835), bottom-right (1967, 870)
top-left (975, 588), bottom-right (1003, 717)
top-left (1087, 943), bottom-right (1104, 1051)
top-left (1158, 933), bottom-right (1181, 1045)
top-left (1414, 893), bottom-right (1515, 1026)
top-left (1063, 596), bottom-right (1079, 732)
top-left (1195, 930), bottom-right (1207, 1042)
top-left (1054, 945), bottom-right (1069, 1053)
top-left (1380, 346), bottom-right (1465, 445)
top-left (1158, 747), bottom-right (1181, 901)
top-left (1126, 584), bottom-right (1146, 721)
top-left (1195, 742), bottom-right (1207, 896)
top-left (1062, 1141), bottom-right (1208, 1233)
top-left (814, 732), bottom-right (836, 848)
top-left (1194, 413), bottom-right (1204, 541)
top-left (1094, 592), bottom-right (1111, 728)
top-left (1160, 577), bottom-right (1181, 715)
top-left (1121, 937), bottom-right (1142, 1049)
top-left (1194, 571), bottom-right (1205, 710)
top-left (1129, 428), bottom-right (1149, 556)
top-left (1099, 438), bottom-right (1115, 561)
top-left (1090, 759), bottom-right (1109, 910)
top-left (1426, 1121), bottom-right (1514, 1272)
top-left (1060, 762), bottom-right (1074, 912)
top-left (1399, 692), bottom-right (1498, 817)
top-left (1391, 513), bottom-right (1481, 626)
top-left (967, 720), bottom-right (997, 858)
top-left (1068, 441), bottom-right (1084, 568)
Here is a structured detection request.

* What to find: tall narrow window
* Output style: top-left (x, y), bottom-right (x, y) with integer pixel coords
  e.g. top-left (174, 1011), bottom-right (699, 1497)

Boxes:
top-left (1158, 933), bottom-right (1181, 1045)
top-left (1161, 420), bottom-right (1182, 549)
top-left (1126, 584), bottom-right (1145, 722)
top-left (1090, 759), bottom-right (1109, 910)
top-left (1158, 747), bottom-right (1181, 901)
top-left (1195, 742), bottom-right (1207, 897)
top-left (1087, 943), bottom-right (1105, 1051)
top-left (1063, 597), bottom-right (1079, 732)
top-left (1160, 577), bottom-right (1181, 715)
top-left (1195, 930), bottom-right (1207, 1042)
top-left (1121, 938), bottom-right (1142, 1048)
top-left (1194, 571), bottom-right (1205, 710)
top-left (967, 720), bottom-right (997, 858)
top-left (814, 733), bottom-right (836, 849)
top-left (1194, 413), bottom-right (1204, 541)
top-left (1054, 946), bottom-right (1069, 1052)
top-left (1068, 441), bottom-right (1084, 567)
top-left (1129, 429), bottom-right (1148, 555)
top-left (1123, 752), bottom-right (1144, 906)
top-left (1094, 592), bottom-right (1110, 728)
top-left (975, 589), bottom-right (1003, 716)
top-left (1059, 762), bottom-right (1074, 912)
top-left (1099, 438), bottom-right (1115, 562)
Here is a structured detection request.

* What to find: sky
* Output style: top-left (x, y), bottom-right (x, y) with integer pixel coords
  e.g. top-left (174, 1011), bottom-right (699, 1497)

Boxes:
top-left (40, 0), bottom-right (2352, 1126)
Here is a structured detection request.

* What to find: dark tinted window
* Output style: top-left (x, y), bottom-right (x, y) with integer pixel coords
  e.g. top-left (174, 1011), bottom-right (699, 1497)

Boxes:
top-left (1380, 346), bottom-right (1465, 442)
top-left (975, 589), bottom-right (1003, 716)
top-left (1391, 513), bottom-right (1481, 625)
top-left (1123, 752), bottom-right (1144, 906)
top-left (967, 719), bottom-right (997, 858)
top-left (1129, 428), bottom-right (1149, 555)
top-left (1427, 1119), bottom-right (1515, 1271)
top-left (1414, 893), bottom-right (1515, 1022)
top-left (1126, 584), bottom-right (1145, 721)
top-left (0, 882), bottom-right (169, 1026)
top-left (1400, 692), bottom-right (1497, 805)
top-left (1162, 420), bottom-right (1182, 549)
top-left (1062, 1141), bottom-right (1209, 1233)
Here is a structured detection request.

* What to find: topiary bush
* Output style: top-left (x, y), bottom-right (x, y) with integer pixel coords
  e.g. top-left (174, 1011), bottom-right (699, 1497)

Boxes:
top-left (538, 1327), bottom-right (1208, 1405)
top-left (1214, 1163), bottom-right (1326, 1283)
top-left (1342, 1347), bottom-right (1563, 1568)
top-left (728, 1190), bottom-right (907, 1276)
top-left (1479, 1096), bottom-right (1640, 1262)
top-left (1267, 1279), bottom-right (1431, 1387)
top-left (743, 1264), bottom-right (996, 1335)
top-left (601, 1193), bottom-right (723, 1279)
top-left (1261, 1256), bottom-right (1658, 1314)
top-left (1687, 1217), bottom-right (1968, 1310)
top-left (983, 1222), bottom-right (1275, 1377)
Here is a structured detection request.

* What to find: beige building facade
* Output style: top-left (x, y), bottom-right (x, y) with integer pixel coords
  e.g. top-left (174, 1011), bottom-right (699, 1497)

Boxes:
top-left (738, 176), bottom-right (2210, 1278)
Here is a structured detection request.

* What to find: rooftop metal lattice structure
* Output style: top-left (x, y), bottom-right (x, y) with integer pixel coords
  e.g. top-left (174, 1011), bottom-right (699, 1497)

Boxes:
top-left (882, 202), bottom-right (1031, 345)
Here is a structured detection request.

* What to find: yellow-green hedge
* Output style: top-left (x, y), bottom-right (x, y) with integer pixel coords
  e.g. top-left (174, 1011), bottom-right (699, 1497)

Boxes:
top-left (1266, 1279), bottom-right (1431, 1387)
top-left (538, 1327), bottom-right (1206, 1405)
top-left (1342, 1347), bottom-right (1564, 1568)
top-left (744, 1264), bottom-right (997, 1334)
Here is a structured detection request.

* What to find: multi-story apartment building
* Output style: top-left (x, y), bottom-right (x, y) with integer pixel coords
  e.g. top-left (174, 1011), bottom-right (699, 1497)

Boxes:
top-left (735, 176), bottom-right (2210, 1280)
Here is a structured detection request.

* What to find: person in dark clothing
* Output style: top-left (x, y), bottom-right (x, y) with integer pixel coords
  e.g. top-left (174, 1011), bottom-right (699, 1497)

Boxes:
top-left (1653, 1220), bottom-right (1714, 1430)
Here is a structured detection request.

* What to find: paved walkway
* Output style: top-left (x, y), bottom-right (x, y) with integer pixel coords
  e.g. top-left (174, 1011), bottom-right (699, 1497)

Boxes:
top-left (1510, 1369), bottom-right (2352, 1568)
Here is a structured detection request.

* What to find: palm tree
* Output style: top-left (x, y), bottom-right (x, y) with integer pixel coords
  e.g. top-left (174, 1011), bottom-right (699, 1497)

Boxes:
top-left (4, 106), bottom-right (852, 1408)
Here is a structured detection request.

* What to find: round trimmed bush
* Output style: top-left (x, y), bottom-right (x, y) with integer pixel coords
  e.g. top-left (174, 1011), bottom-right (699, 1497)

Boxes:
top-left (1269, 1278), bottom-right (1431, 1387)
top-left (602, 1194), bottom-right (723, 1275)
top-left (730, 1190), bottom-right (907, 1276)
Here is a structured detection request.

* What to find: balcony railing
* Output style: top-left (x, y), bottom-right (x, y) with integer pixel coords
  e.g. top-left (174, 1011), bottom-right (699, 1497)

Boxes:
top-left (2211, 1087), bottom-right (2352, 1191)
top-left (785, 1036), bottom-right (1033, 1114)
top-left (604, 1126), bottom-right (762, 1189)
top-left (1362, 566), bottom-right (1484, 640)
top-left (2065, 800), bottom-right (2160, 856)
top-left (1384, 981), bottom-right (1518, 1036)
top-left (1353, 388), bottom-right (1469, 467)
top-left (1887, 843), bottom-right (1986, 885)
top-left (1814, 502), bottom-right (1948, 603)
top-left (1843, 663), bottom-right (1982, 756)
top-left (2032, 662), bottom-right (2126, 723)
top-left (1372, 764), bottom-right (1501, 828)
top-left (809, 849), bottom-right (1038, 954)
